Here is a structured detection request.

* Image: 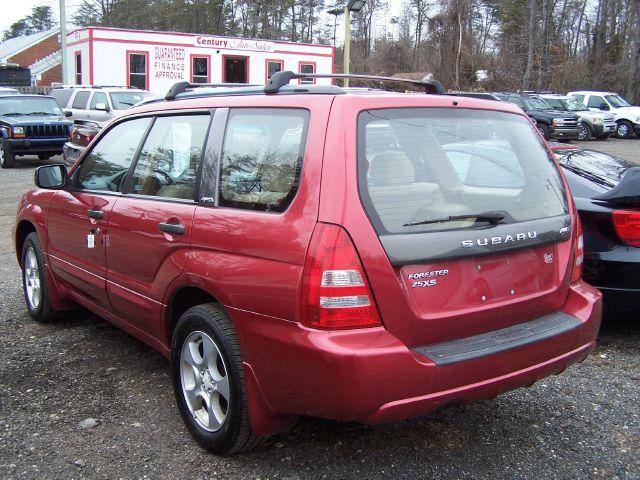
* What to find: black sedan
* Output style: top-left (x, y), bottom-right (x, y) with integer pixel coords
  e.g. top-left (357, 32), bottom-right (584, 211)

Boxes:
top-left (551, 144), bottom-right (640, 313)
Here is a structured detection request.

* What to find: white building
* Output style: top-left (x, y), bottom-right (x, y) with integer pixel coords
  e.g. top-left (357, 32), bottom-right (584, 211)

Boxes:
top-left (65, 27), bottom-right (335, 96)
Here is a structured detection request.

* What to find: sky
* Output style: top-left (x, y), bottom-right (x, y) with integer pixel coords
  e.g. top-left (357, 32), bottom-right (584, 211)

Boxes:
top-left (1, 0), bottom-right (404, 41)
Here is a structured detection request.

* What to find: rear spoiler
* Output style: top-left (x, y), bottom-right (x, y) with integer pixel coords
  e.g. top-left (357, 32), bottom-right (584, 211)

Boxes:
top-left (594, 167), bottom-right (640, 207)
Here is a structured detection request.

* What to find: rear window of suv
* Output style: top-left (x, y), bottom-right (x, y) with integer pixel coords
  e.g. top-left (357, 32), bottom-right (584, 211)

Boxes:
top-left (358, 108), bottom-right (568, 234)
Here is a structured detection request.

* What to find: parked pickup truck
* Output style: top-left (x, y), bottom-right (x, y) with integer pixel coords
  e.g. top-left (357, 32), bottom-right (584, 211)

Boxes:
top-left (540, 94), bottom-right (616, 140)
top-left (498, 92), bottom-right (581, 141)
top-left (568, 91), bottom-right (640, 139)
top-left (0, 95), bottom-right (72, 168)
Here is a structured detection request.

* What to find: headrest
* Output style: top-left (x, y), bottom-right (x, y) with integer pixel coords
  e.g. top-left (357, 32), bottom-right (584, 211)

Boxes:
top-left (369, 153), bottom-right (415, 186)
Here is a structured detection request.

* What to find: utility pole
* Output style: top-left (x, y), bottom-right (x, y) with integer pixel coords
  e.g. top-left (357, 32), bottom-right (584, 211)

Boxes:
top-left (59, 0), bottom-right (69, 84)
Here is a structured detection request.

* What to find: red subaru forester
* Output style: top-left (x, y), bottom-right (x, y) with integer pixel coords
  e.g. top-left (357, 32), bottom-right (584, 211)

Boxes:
top-left (14, 72), bottom-right (602, 455)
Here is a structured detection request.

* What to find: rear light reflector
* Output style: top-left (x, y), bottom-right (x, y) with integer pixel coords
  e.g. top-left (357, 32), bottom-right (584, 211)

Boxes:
top-left (301, 223), bottom-right (382, 329)
top-left (612, 210), bottom-right (640, 247)
top-left (570, 215), bottom-right (584, 284)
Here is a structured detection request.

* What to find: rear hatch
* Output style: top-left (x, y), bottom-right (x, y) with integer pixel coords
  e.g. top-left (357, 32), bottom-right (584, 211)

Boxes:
top-left (356, 107), bottom-right (574, 346)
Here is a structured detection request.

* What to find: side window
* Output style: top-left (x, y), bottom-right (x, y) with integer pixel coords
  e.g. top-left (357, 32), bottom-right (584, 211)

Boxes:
top-left (572, 94), bottom-right (585, 103)
top-left (76, 117), bottom-right (151, 192)
top-left (587, 95), bottom-right (607, 109)
top-left (219, 108), bottom-right (309, 213)
top-left (129, 115), bottom-right (210, 200)
top-left (508, 96), bottom-right (525, 109)
top-left (72, 91), bottom-right (90, 109)
top-left (90, 92), bottom-right (108, 110)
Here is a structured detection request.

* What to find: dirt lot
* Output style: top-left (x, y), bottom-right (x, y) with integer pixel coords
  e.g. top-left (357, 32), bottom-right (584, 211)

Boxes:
top-left (1, 140), bottom-right (639, 480)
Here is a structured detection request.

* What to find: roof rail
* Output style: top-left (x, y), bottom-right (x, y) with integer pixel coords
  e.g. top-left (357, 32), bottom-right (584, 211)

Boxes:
top-left (165, 81), bottom-right (260, 100)
top-left (264, 71), bottom-right (446, 94)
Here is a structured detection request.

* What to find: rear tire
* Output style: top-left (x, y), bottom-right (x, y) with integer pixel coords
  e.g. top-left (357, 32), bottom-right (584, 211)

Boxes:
top-left (0, 139), bottom-right (16, 168)
top-left (537, 122), bottom-right (550, 140)
top-left (616, 120), bottom-right (634, 139)
top-left (171, 303), bottom-right (264, 455)
top-left (21, 232), bottom-right (60, 322)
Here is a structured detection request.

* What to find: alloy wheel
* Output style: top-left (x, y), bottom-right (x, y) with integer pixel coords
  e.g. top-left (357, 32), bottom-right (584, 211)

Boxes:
top-left (180, 331), bottom-right (230, 432)
top-left (24, 247), bottom-right (42, 310)
top-left (0, 144), bottom-right (5, 167)
top-left (577, 124), bottom-right (589, 141)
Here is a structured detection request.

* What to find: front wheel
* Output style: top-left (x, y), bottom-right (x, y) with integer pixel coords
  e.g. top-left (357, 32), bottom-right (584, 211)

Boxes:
top-left (171, 304), bottom-right (264, 455)
top-left (0, 139), bottom-right (16, 168)
top-left (21, 232), bottom-right (60, 322)
top-left (616, 120), bottom-right (634, 139)
top-left (537, 122), bottom-right (550, 140)
top-left (577, 123), bottom-right (592, 141)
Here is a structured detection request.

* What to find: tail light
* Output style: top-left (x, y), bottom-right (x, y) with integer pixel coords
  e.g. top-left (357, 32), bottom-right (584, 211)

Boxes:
top-left (570, 215), bottom-right (584, 284)
top-left (70, 124), bottom-right (98, 147)
top-left (300, 223), bottom-right (382, 329)
top-left (612, 210), bottom-right (640, 247)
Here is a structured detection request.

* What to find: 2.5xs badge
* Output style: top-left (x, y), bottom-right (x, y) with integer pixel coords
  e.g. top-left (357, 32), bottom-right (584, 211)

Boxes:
top-left (408, 269), bottom-right (449, 288)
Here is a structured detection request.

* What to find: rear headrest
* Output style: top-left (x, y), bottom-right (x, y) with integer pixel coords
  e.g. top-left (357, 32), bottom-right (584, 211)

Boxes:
top-left (370, 153), bottom-right (415, 186)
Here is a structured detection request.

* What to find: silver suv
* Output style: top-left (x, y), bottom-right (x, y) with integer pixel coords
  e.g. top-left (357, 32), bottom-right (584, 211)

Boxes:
top-left (50, 86), bottom-right (156, 124)
top-left (540, 94), bottom-right (616, 140)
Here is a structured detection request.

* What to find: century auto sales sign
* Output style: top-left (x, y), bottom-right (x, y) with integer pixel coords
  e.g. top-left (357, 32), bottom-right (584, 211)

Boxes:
top-left (195, 36), bottom-right (274, 52)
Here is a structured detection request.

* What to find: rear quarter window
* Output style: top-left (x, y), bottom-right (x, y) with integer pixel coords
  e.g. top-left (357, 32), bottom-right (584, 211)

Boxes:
top-left (218, 108), bottom-right (309, 213)
top-left (72, 91), bottom-right (90, 109)
top-left (358, 108), bottom-right (568, 234)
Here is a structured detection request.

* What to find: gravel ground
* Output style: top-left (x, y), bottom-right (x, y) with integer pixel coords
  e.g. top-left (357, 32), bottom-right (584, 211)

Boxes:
top-left (1, 142), bottom-right (639, 479)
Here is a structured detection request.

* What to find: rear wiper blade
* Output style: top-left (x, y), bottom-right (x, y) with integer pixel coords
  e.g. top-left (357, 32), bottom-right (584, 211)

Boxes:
top-left (403, 212), bottom-right (506, 227)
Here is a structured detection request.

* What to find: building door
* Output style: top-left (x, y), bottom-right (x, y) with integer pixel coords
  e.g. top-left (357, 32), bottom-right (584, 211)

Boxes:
top-left (223, 56), bottom-right (248, 83)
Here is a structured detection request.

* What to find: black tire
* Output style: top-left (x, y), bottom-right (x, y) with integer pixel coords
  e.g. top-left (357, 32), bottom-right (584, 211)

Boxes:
top-left (38, 154), bottom-right (51, 161)
top-left (0, 138), bottom-right (16, 168)
top-left (577, 123), bottom-right (592, 141)
top-left (595, 134), bottom-right (610, 141)
top-left (537, 122), bottom-right (550, 140)
top-left (616, 120), bottom-right (634, 139)
top-left (171, 303), bottom-right (264, 455)
top-left (21, 232), bottom-right (60, 322)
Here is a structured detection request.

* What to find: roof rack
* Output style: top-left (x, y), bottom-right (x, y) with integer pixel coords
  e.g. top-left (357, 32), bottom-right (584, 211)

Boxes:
top-left (265, 71), bottom-right (445, 94)
top-left (165, 71), bottom-right (446, 100)
top-left (165, 81), bottom-right (261, 100)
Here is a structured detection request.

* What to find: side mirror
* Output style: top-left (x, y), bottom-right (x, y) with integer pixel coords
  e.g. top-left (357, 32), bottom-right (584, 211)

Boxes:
top-left (599, 103), bottom-right (610, 111)
top-left (35, 164), bottom-right (68, 189)
top-left (64, 110), bottom-right (73, 117)
top-left (94, 103), bottom-right (110, 112)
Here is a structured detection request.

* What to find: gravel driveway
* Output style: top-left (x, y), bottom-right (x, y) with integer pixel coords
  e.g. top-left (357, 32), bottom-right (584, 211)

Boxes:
top-left (1, 141), bottom-right (639, 479)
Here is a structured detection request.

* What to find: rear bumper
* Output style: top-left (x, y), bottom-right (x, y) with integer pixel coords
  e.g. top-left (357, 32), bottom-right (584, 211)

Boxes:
top-left (7, 138), bottom-right (66, 155)
top-left (232, 281), bottom-right (601, 428)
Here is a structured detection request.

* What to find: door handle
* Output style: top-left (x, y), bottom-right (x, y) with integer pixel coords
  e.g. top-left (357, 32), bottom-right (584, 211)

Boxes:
top-left (87, 209), bottom-right (104, 219)
top-left (158, 222), bottom-right (185, 235)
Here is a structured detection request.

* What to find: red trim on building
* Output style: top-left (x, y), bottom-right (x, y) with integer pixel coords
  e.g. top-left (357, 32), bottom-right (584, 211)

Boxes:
top-left (190, 53), bottom-right (211, 83)
top-left (298, 61), bottom-right (316, 85)
top-left (66, 38), bottom-right (89, 48)
top-left (264, 58), bottom-right (284, 82)
top-left (221, 54), bottom-right (250, 83)
top-left (88, 28), bottom-right (94, 84)
top-left (126, 50), bottom-right (150, 90)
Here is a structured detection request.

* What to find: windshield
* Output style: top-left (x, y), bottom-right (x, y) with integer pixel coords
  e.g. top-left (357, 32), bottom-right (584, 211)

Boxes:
top-left (563, 98), bottom-right (587, 111)
top-left (110, 91), bottom-right (155, 110)
top-left (358, 108), bottom-right (567, 234)
top-left (524, 97), bottom-right (551, 110)
top-left (605, 94), bottom-right (630, 108)
top-left (0, 97), bottom-right (63, 116)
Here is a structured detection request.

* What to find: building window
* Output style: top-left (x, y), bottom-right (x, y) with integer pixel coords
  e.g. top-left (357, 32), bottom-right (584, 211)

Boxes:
top-left (191, 55), bottom-right (210, 84)
top-left (127, 51), bottom-right (148, 90)
top-left (298, 62), bottom-right (316, 85)
top-left (75, 52), bottom-right (82, 85)
top-left (266, 60), bottom-right (284, 81)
